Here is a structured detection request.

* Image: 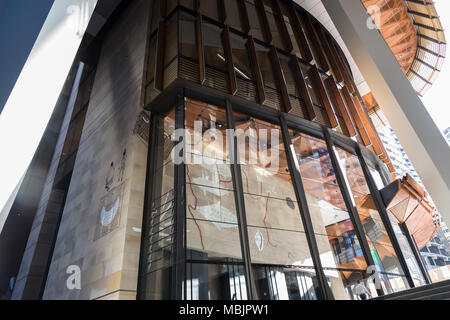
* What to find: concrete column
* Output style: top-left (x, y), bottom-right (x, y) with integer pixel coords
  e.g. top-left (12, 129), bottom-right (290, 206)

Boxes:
top-left (322, 0), bottom-right (450, 223)
top-left (0, 0), bottom-right (98, 217)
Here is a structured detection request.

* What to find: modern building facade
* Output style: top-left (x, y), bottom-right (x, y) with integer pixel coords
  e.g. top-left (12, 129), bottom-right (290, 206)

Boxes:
top-left (378, 126), bottom-right (423, 186)
top-left (0, 0), bottom-right (448, 300)
top-left (376, 125), bottom-right (450, 283)
top-left (445, 127), bottom-right (450, 144)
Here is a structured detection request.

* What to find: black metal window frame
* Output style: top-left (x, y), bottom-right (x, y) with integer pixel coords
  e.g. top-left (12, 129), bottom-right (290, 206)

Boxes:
top-left (138, 0), bottom-right (425, 300)
top-left (137, 80), bottom-right (425, 300)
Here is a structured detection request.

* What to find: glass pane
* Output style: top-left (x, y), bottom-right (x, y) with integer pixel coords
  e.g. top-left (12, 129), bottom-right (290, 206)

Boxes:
top-left (167, 0), bottom-right (178, 15)
top-left (387, 211), bottom-right (428, 287)
top-left (279, 1), bottom-right (303, 59)
top-left (232, 112), bottom-right (319, 300)
top-left (186, 263), bottom-right (247, 300)
top-left (203, 22), bottom-right (227, 71)
top-left (185, 98), bottom-right (242, 261)
top-left (179, 12), bottom-right (197, 60)
top-left (146, 35), bottom-right (157, 84)
top-left (291, 130), bottom-right (370, 300)
top-left (141, 109), bottom-right (176, 300)
top-left (232, 112), bottom-right (318, 296)
top-left (335, 147), bottom-right (412, 293)
top-left (229, 32), bottom-right (257, 102)
top-left (254, 43), bottom-right (281, 110)
top-left (150, 0), bottom-right (161, 33)
top-left (200, 0), bottom-right (220, 21)
top-left (164, 14), bottom-right (178, 89)
top-left (245, 0), bottom-right (264, 41)
top-left (369, 166), bottom-right (385, 190)
top-left (225, 0), bottom-right (243, 32)
top-left (262, 0), bottom-right (283, 49)
top-left (300, 64), bottom-right (320, 106)
top-left (202, 22), bottom-right (230, 92)
top-left (253, 265), bottom-right (318, 300)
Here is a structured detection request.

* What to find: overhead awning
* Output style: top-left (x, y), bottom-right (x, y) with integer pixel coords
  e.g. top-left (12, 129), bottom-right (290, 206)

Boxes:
top-left (369, 174), bottom-right (441, 249)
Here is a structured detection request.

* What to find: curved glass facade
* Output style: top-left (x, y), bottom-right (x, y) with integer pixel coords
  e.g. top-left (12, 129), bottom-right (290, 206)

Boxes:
top-left (138, 0), bottom-right (428, 300)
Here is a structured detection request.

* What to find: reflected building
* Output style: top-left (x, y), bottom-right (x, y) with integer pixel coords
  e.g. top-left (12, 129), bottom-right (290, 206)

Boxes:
top-left (444, 127), bottom-right (450, 144)
top-left (0, 0), bottom-right (447, 300)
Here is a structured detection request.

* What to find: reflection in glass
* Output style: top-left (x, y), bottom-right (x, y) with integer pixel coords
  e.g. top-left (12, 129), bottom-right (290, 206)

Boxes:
top-left (225, 0), bottom-right (244, 32)
top-left (291, 130), bottom-right (369, 300)
top-left (179, 12), bottom-right (197, 60)
top-left (229, 32), bottom-right (257, 102)
top-left (186, 263), bottom-right (247, 300)
top-left (369, 166), bottom-right (385, 190)
top-left (335, 148), bottom-right (412, 293)
top-left (245, 0), bottom-right (265, 41)
top-left (254, 43), bottom-right (281, 110)
top-left (387, 211), bottom-right (427, 287)
top-left (202, 22), bottom-right (230, 93)
top-left (184, 98), bottom-right (247, 300)
top-left (253, 265), bottom-right (318, 300)
top-left (233, 111), bottom-right (319, 300)
top-left (140, 109), bottom-right (176, 300)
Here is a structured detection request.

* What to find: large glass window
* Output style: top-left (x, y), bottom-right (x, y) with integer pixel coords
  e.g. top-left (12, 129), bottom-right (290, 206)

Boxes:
top-left (225, 0), bottom-right (244, 32)
top-left (144, 34), bottom-right (158, 105)
top-left (291, 131), bottom-right (371, 300)
top-left (254, 43), bottom-right (281, 110)
top-left (229, 32), bottom-right (257, 102)
top-left (233, 111), bottom-right (319, 300)
top-left (184, 98), bottom-right (247, 299)
top-left (202, 22), bottom-right (230, 93)
top-left (371, 166), bottom-right (428, 287)
top-left (140, 109), bottom-right (176, 300)
top-left (279, 1), bottom-right (303, 60)
top-left (262, 0), bottom-right (283, 50)
top-left (200, 0), bottom-right (220, 21)
top-left (279, 54), bottom-right (309, 119)
top-left (335, 148), bottom-right (412, 293)
top-left (164, 13), bottom-right (179, 89)
top-left (179, 11), bottom-right (201, 84)
top-left (245, 0), bottom-right (265, 41)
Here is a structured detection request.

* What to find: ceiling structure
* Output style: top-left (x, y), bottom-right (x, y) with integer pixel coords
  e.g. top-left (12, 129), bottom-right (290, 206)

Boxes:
top-left (363, 0), bottom-right (446, 97)
top-left (294, 0), bottom-right (369, 94)
top-left (294, 0), bottom-right (446, 97)
top-left (362, 0), bottom-right (417, 74)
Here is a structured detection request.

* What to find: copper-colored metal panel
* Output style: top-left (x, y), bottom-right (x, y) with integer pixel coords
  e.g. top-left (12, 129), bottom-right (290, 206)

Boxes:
top-left (325, 77), bottom-right (357, 137)
top-left (310, 66), bottom-right (338, 128)
top-left (301, 14), bottom-right (329, 73)
top-left (331, 41), bottom-right (357, 94)
top-left (269, 46), bottom-right (292, 113)
top-left (155, 20), bottom-right (166, 91)
top-left (269, 0), bottom-right (293, 53)
top-left (218, 0), bottom-right (226, 24)
top-left (222, 26), bottom-right (238, 95)
top-left (237, 0), bottom-right (250, 34)
top-left (285, 3), bottom-right (313, 62)
top-left (247, 36), bottom-right (265, 104)
top-left (383, 174), bottom-right (441, 249)
top-left (318, 30), bottom-right (344, 83)
top-left (352, 96), bottom-right (383, 156)
top-left (362, 0), bottom-right (417, 74)
top-left (160, 0), bottom-right (167, 17)
top-left (341, 86), bottom-right (371, 146)
top-left (362, 92), bottom-right (378, 111)
top-left (196, 15), bottom-right (206, 85)
top-left (254, 0), bottom-right (272, 44)
top-left (289, 57), bottom-right (316, 121)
